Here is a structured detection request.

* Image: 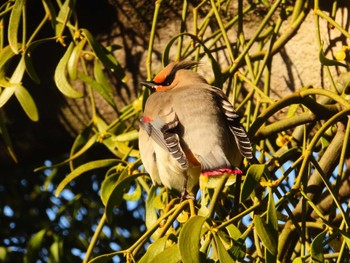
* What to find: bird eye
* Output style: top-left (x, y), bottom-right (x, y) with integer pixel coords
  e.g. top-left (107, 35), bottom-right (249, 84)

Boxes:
top-left (162, 74), bottom-right (175, 86)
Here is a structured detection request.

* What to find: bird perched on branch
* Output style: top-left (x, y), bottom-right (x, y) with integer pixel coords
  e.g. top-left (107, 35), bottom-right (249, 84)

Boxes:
top-left (138, 61), bottom-right (253, 198)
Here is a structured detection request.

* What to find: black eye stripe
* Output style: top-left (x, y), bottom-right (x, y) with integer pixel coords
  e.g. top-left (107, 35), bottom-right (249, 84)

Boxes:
top-left (162, 73), bottom-right (175, 86)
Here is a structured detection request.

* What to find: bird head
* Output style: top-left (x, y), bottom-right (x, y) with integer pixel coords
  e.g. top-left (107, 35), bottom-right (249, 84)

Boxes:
top-left (141, 61), bottom-right (206, 92)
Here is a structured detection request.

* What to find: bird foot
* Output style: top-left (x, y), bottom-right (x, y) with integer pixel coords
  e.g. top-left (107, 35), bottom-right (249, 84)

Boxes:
top-left (201, 168), bottom-right (243, 176)
top-left (180, 188), bottom-right (195, 201)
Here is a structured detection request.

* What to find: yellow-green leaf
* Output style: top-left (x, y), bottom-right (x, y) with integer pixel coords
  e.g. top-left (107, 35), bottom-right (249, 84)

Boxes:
top-left (113, 130), bottom-right (138, 142)
top-left (77, 71), bottom-right (116, 108)
top-left (225, 225), bottom-right (246, 261)
top-left (178, 216), bottom-right (207, 263)
top-left (150, 244), bottom-right (181, 263)
top-left (267, 187), bottom-right (278, 238)
top-left (241, 164), bottom-right (265, 201)
top-left (67, 38), bottom-right (87, 80)
top-left (146, 186), bottom-right (160, 229)
top-left (253, 215), bottom-right (277, 255)
top-left (292, 257), bottom-right (304, 263)
top-left (287, 104), bottom-right (300, 118)
top-left (0, 115), bottom-right (17, 163)
top-left (100, 172), bottom-right (122, 206)
top-left (88, 252), bottom-right (122, 263)
top-left (0, 87), bottom-right (16, 108)
top-left (55, 0), bottom-right (72, 36)
top-left (69, 121), bottom-right (94, 167)
top-left (54, 42), bottom-right (83, 98)
top-left (56, 159), bottom-right (119, 197)
top-left (105, 170), bottom-right (141, 223)
top-left (14, 85), bottom-right (39, 122)
top-left (24, 229), bottom-right (47, 263)
top-left (94, 59), bottom-right (114, 95)
top-left (81, 29), bottom-right (126, 81)
top-left (0, 55), bottom-right (26, 108)
top-left (114, 141), bottom-right (139, 157)
top-left (24, 37), bottom-right (57, 84)
top-left (123, 182), bottom-right (142, 201)
top-left (139, 235), bottom-right (174, 263)
top-left (213, 233), bottom-right (235, 263)
top-left (0, 45), bottom-right (17, 71)
top-left (311, 230), bottom-right (326, 263)
top-left (8, 0), bottom-right (24, 54)
top-left (41, 0), bottom-right (57, 29)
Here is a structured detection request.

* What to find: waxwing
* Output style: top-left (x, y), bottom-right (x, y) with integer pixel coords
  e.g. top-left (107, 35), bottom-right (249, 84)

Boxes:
top-left (138, 61), bottom-right (253, 197)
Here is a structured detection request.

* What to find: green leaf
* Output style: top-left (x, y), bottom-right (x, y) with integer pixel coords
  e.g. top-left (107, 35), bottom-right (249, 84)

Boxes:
top-left (24, 229), bottom-right (47, 263)
top-left (0, 87), bottom-right (16, 108)
top-left (14, 85), bottom-right (39, 121)
top-left (10, 55), bottom-right (26, 83)
top-left (123, 181), bottom-right (142, 201)
top-left (139, 234), bottom-right (174, 263)
top-left (267, 187), bottom-right (278, 239)
top-left (8, 0), bottom-right (24, 54)
top-left (0, 247), bottom-right (7, 261)
top-left (54, 42), bottom-right (83, 98)
top-left (150, 244), bottom-right (181, 263)
top-left (240, 164), bottom-right (265, 201)
top-left (228, 238), bottom-right (246, 261)
top-left (0, 55), bottom-right (26, 108)
top-left (67, 38), bottom-right (87, 80)
top-left (152, 189), bottom-right (167, 210)
top-left (102, 130), bottom-right (139, 157)
top-left (41, 0), bottom-right (57, 29)
top-left (56, 159), bottom-right (119, 197)
top-left (69, 121), bottom-right (94, 168)
top-left (311, 230), bottom-right (326, 263)
top-left (145, 186), bottom-right (160, 230)
top-left (113, 129), bottom-right (138, 142)
top-left (287, 103), bottom-right (300, 118)
top-left (81, 29), bottom-right (126, 81)
top-left (105, 170), bottom-right (141, 223)
top-left (213, 233), bottom-right (235, 263)
top-left (253, 215), bottom-right (277, 255)
top-left (77, 71), bottom-right (116, 108)
top-left (24, 37), bottom-right (57, 84)
top-left (67, 132), bottom-right (99, 162)
top-left (226, 224), bottom-right (241, 240)
top-left (100, 171), bottom-right (122, 206)
top-left (0, 114), bottom-right (17, 163)
top-left (94, 59), bottom-right (114, 95)
top-left (178, 215), bottom-right (207, 263)
top-left (88, 252), bottom-right (123, 263)
top-left (0, 45), bottom-right (17, 71)
top-left (55, 0), bottom-right (72, 36)
top-left (292, 257), bottom-right (304, 263)
top-left (49, 236), bottom-right (62, 262)
top-left (225, 225), bottom-right (246, 260)
top-left (265, 187), bottom-right (278, 261)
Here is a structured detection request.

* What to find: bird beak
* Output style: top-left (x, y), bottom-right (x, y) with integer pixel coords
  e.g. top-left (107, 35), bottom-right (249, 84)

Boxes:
top-left (140, 81), bottom-right (157, 89)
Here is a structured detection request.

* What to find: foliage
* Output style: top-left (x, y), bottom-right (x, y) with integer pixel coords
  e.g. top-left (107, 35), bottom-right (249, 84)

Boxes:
top-left (1, 0), bottom-right (350, 262)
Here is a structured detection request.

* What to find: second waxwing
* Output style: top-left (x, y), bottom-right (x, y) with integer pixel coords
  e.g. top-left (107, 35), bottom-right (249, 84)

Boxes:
top-left (139, 61), bottom-right (253, 197)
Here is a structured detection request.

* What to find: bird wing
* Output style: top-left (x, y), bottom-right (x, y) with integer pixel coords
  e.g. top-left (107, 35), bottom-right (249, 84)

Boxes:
top-left (212, 88), bottom-right (253, 160)
top-left (140, 113), bottom-right (189, 169)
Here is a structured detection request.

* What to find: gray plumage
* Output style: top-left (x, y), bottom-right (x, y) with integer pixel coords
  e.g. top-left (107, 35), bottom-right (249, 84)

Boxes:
top-left (139, 61), bottom-right (253, 194)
